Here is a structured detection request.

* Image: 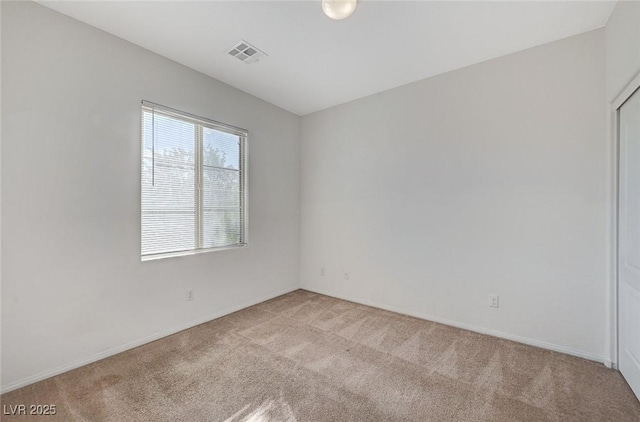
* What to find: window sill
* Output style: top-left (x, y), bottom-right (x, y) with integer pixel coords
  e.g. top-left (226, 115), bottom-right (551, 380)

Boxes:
top-left (141, 244), bottom-right (248, 262)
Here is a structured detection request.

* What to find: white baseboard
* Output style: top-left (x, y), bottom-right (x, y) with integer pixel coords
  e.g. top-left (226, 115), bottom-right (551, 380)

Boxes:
top-left (302, 286), bottom-right (605, 364)
top-left (1, 287), bottom-right (299, 395)
top-left (604, 358), bottom-right (618, 369)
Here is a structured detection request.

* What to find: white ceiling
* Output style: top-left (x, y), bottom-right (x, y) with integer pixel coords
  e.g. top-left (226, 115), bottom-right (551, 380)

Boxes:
top-left (38, 1), bottom-right (617, 115)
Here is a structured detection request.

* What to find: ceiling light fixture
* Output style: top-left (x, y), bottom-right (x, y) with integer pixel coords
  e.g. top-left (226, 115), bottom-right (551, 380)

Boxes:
top-left (322, 0), bottom-right (357, 20)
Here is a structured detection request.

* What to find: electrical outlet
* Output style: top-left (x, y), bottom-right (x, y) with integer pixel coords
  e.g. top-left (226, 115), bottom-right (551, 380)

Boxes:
top-left (320, 266), bottom-right (325, 276)
top-left (489, 294), bottom-right (499, 308)
top-left (187, 288), bottom-right (195, 302)
top-left (343, 271), bottom-right (349, 280)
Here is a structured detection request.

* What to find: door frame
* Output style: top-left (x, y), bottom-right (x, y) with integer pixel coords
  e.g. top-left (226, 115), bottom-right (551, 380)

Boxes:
top-left (607, 70), bottom-right (640, 369)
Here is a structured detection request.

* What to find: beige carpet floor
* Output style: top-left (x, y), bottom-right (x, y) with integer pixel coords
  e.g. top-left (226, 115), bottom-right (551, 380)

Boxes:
top-left (1, 289), bottom-right (639, 421)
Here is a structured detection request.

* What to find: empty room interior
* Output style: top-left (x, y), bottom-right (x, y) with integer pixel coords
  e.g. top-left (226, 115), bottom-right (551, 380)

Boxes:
top-left (2, 0), bottom-right (640, 420)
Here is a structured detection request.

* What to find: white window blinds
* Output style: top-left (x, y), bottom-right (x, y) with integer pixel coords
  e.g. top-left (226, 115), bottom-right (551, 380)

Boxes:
top-left (141, 102), bottom-right (247, 259)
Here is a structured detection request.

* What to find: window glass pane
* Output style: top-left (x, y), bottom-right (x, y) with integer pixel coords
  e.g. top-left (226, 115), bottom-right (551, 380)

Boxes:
top-left (142, 213), bottom-right (196, 255)
top-left (202, 166), bottom-right (241, 247)
top-left (203, 209), bottom-right (241, 248)
top-left (203, 168), bottom-right (240, 208)
top-left (203, 127), bottom-right (240, 169)
top-left (142, 110), bottom-right (196, 255)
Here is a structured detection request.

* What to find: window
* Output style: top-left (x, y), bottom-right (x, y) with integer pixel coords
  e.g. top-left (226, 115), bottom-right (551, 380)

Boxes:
top-left (141, 101), bottom-right (247, 260)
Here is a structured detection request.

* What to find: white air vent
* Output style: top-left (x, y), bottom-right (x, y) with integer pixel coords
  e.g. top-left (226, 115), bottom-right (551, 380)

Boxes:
top-left (226, 40), bottom-right (267, 64)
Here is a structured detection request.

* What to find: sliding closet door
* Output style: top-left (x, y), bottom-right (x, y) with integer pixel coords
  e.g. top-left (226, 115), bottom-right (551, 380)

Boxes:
top-left (618, 86), bottom-right (640, 400)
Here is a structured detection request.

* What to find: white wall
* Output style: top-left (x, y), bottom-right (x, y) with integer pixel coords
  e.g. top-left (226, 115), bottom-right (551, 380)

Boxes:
top-left (1, 1), bottom-right (300, 392)
top-left (300, 29), bottom-right (607, 360)
top-left (605, 0), bottom-right (640, 102)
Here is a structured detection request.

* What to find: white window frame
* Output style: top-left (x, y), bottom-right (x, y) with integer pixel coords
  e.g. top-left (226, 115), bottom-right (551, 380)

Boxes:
top-left (141, 101), bottom-right (248, 261)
